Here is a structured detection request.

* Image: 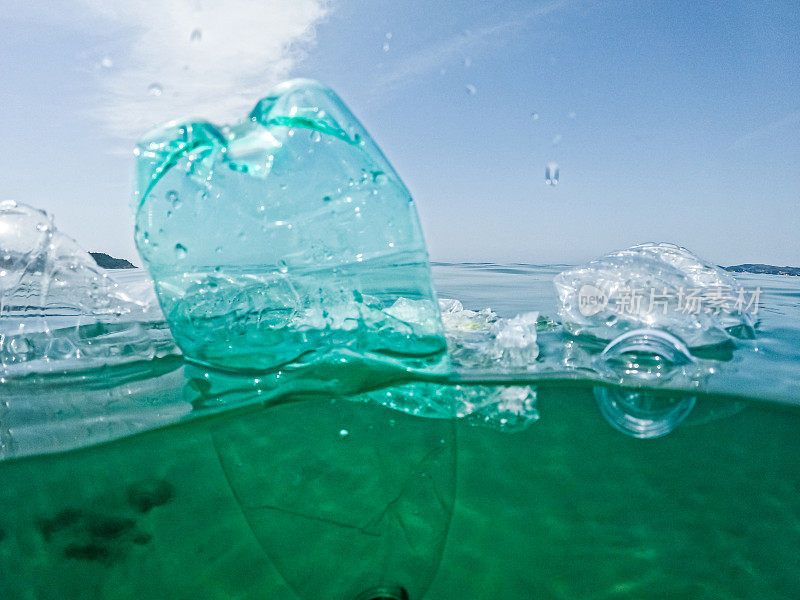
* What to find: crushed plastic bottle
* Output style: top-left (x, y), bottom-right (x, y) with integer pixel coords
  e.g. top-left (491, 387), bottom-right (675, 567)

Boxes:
top-left (0, 201), bottom-right (177, 376)
top-left (554, 242), bottom-right (756, 348)
top-left (133, 79), bottom-right (446, 373)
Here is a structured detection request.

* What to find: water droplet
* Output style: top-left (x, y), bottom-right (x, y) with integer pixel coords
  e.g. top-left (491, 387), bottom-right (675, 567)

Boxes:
top-left (372, 171), bottom-right (388, 185)
top-left (382, 41), bottom-right (390, 52)
top-left (174, 243), bottom-right (187, 259)
top-left (190, 28), bottom-right (202, 42)
top-left (552, 134), bottom-right (562, 145)
top-left (545, 163), bottom-right (559, 187)
top-left (278, 260), bottom-right (289, 274)
top-left (339, 429), bottom-right (349, 437)
top-left (100, 57), bottom-right (113, 69)
top-left (147, 83), bottom-right (163, 97)
top-left (310, 130), bottom-right (321, 143)
top-left (531, 112), bottom-right (539, 120)
top-left (166, 190), bottom-right (181, 208)
top-left (464, 57), bottom-right (472, 68)
top-left (465, 84), bottom-right (477, 95)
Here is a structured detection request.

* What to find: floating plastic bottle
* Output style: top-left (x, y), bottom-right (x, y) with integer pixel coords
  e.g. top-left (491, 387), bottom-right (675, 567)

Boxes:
top-left (133, 79), bottom-right (446, 374)
top-left (0, 201), bottom-right (175, 376)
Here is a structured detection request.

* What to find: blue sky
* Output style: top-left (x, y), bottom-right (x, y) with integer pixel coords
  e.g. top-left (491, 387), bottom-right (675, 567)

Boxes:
top-left (0, 0), bottom-right (798, 265)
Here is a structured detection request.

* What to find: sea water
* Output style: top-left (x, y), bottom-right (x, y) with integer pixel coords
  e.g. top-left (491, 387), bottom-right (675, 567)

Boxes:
top-left (1, 264), bottom-right (799, 599)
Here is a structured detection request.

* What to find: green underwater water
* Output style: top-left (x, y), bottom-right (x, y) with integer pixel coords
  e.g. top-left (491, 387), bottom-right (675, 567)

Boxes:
top-left (1, 384), bottom-right (799, 599)
top-left (1, 264), bottom-right (800, 599)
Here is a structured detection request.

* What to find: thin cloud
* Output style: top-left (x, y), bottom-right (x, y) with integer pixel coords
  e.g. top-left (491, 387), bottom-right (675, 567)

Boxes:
top-left (375, 0), bottom-right (570, 90)
top-left (731, 109), bottom-right (800, 149)
top-left (80, 0), bottom-right (329, 140)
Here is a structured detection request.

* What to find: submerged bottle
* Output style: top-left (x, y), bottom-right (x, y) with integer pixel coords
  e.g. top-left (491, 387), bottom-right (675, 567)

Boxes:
top-left (133, 79), bottom-right (446, 374)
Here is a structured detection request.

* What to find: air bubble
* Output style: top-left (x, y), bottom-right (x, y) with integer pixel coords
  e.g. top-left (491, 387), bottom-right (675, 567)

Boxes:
top-left (174, 244), bottom-right (187, 259)
top-left (310, 131), bottom-right (321, 143)
top-left (147, 83), bottom-right (163, 97)
top-left (545, 163), bottom-right (559, 187)
top-left (339, 429), bottom-right (349, 437)
top-left (278, 260), bottom-right (289, 274)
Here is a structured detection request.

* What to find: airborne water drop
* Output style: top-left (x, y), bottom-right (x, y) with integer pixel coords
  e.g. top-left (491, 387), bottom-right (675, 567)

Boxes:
top-left (545, 163), bottom-right (559, 187)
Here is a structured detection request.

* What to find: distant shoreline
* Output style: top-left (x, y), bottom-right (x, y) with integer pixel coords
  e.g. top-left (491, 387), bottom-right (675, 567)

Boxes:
top-left (89, 252), bottom-right (136, 269)
top-left (87, 253), bottom-right (800, 277)
top-left (723, 264), bottom-right (800, 277)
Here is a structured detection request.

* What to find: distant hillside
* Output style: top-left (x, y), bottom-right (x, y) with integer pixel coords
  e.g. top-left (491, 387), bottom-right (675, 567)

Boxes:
top-left (724, 264), bottom-right (800, 277)
top-left (90, 252), bottom-right (137, 269)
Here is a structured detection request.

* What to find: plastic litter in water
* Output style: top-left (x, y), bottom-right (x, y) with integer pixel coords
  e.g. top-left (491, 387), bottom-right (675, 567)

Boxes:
top-left (0, 201), bottom-right (177, 376)
top-left (132, 79), bottom-right (446, 374)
